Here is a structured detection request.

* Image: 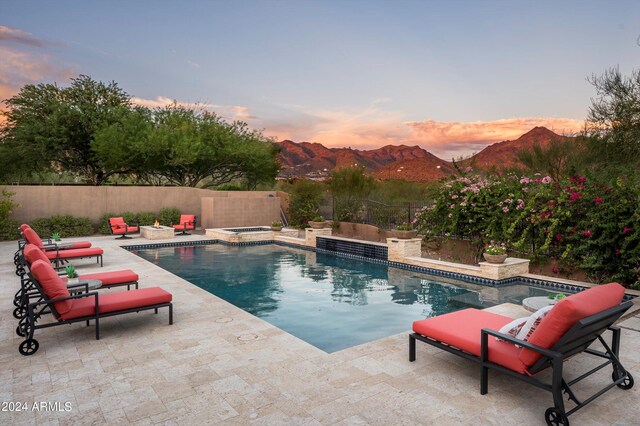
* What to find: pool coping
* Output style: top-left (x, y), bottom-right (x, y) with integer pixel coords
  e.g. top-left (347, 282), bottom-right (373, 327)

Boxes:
top-left (122, 239), bottom-right (637, 301)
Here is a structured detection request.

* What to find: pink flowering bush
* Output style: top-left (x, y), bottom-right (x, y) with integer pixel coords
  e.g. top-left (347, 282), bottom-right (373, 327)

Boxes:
top-left (414, 172), bottom-right (640, 287)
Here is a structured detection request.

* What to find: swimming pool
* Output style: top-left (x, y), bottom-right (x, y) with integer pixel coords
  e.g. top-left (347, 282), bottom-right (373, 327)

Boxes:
top-left (133, 244), bottom-right (555, 352)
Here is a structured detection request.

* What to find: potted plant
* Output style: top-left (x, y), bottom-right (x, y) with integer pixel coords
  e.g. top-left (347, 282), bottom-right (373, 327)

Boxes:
top-left (392, 223), bottom-right (417, 239)
top-left (483, 242), bottom-right (508, 264)
top-left (65, 265), bottom-right (79, 284)
top-left (271, 221), bottom-right (283, 231)
top-left (548, 292), bottom-right (566, 304)
top-left (308, 215), bottom-right (326, 229)
top-left (52, 232), bottom-right (61, 242)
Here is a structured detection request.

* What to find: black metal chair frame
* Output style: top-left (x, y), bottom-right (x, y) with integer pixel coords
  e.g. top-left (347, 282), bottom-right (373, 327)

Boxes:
top-left (17, 271), bottom-right (173, 356)
top-left (409, 301), bottom-right (634, 426)
top-left (108, 219), bottom-right (139, 240)
top-left (174, 216), bottom-right (197, 236)
top-left (12, 252), bottom-right (138, 326)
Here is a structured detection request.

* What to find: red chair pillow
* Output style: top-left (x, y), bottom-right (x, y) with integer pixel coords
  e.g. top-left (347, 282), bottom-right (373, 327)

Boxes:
top-left (24, 243), bottom-right (50, 265)
top-left (30, 260), bottom-right (73, 315)
top-left (519, 283), bottom-right (625, 366)
top-left (23, 227), bottom-right (45, 249)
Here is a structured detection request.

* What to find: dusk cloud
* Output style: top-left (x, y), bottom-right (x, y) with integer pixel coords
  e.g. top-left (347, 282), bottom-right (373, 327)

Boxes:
top-left (0, 25), bottom-right (56, 47)
top-left (131, 96), bottom-right (258, 121)
top-left (260, 103), bottom-right (585, 159)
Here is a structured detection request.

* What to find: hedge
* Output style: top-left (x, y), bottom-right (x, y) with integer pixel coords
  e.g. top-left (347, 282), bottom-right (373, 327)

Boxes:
top-left (30, 215), bottom-right (94, 238)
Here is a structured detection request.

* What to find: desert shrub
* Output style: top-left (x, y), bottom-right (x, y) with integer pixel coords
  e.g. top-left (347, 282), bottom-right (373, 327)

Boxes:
top-left (288, 179), bottom-right (325, 228)
top-left (136, 211), bottom-right (157, 226)
top-left (30, 215), bottom-right (94, 237)
top-left (414, 172), bottom-right (640, 287)
top-left (0, 190), bottom-right (20, 240)
top-left (158, 207), bottom-right (181, 226)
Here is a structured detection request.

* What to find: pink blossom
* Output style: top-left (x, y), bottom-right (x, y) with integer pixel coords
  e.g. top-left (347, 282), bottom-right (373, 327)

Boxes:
top-left (465, 166), bottom-right (473, 172)
top-left (451, 195), bottom-right (459, 199)
top-left (516, 199), bottom-right (525, 210)
top-left (569, 191), bottom-right (581, 202)
top-left (581, 230), bottom-right (593, 238)
top-left (623, 227), bottom-right (633, 234)
top-left (460, 202), bottom-right (467, 207)
top-left (593, 197), bottom-right (604, 204)
top-left (615, 249), bottom-right (621, 255)
top-left (502, 206), bottom-right (510, 213)
top-left (520, 177), bottom-right (532, 184)
top-left (551, 267), bottom-right (559, 274)
top-left (504, 198), bottom-right (513, 204)
top-left (541, 176), bottom-right (552, 184)
top-left (554, 233), bottom-right (563, 242)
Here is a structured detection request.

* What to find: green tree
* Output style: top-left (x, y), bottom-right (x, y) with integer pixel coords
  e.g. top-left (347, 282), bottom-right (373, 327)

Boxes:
top-left (0, 75), bottom-right (133, 185)
top-left (586, 67), bottom-right (640, 167)
top-left (95, 104), bottom-right (279, 188)
top-left (288, 179), bottom-right (325, 227)
top-left (329, 166), bottom-right (376, 221)
top-left (516, 137), bottom-right (586, 182)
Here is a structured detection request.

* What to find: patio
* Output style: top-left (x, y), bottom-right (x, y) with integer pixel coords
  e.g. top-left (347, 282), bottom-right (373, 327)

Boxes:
top-left (1, 235), bottom-right (639, 425)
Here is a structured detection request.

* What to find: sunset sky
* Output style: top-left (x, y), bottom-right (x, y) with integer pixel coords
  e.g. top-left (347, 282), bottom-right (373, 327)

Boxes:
top-left (1, 0), bottom-right (638, 159)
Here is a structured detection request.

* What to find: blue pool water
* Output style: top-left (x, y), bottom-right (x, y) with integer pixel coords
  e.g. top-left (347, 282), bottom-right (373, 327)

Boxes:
top-left (133, 244), bottom-right (553, 352)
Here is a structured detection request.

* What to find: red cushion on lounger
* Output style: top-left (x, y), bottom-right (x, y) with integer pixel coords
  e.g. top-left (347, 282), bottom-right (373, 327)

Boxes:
top-left (24, 243), bottom-right (50, 265)
top-left (30, 260), bottom-right (73, 315)
top-left (45, 247), bottom-right (104, 260)
top-left (77, 269), bottom-right (138, 287)
top-left (413, 308), bottom-right (528, 374)
top-left (23, 227), bottom-right (45, 249)
top-left (519, 283), bottom-right (626, 366)
top-left (68, 241), bottom-right (93, 249)
top-left (59, 287), bottom-right (172, 320)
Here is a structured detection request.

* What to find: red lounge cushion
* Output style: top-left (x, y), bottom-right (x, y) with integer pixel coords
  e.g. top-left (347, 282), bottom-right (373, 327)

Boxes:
top-left (45, 247), bottom-right (103, 260)
top-left (30, 260), bottom-right (73, 315)
top-left (519, 283), bottom-right (626, 366)
top-left (413, 308), bottom-right (528, 374)
top-left (23, 227), bottom-right (45, 249)
top-left (60, 287), bottom-right (172, 320)
top-left (77, 269), bottom-right (138, 287)
top-left (20, 224), bottom-right (30, 232)
top-left (24, 244), bottom-right (50, 265)
top-left (126, 226), bottom-right (139, 233)
top-left (68, 241), bottom-right (92, 249)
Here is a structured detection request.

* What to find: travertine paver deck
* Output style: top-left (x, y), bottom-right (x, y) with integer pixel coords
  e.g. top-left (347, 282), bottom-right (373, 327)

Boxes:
top-left (1, 235), bottom-right (639, 425)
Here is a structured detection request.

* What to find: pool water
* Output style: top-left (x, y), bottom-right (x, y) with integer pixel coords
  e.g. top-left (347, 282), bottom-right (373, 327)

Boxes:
top-left (133, 244), bottom-right (554, 353)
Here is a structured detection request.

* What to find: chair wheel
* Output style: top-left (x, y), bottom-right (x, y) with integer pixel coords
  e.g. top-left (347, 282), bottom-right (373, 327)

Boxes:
top-left (545, 407), bottom-right (569, 426)
top-left (612, 371), bottom-right (634, 390)
top-left (18, 339), bottom-right (39, 356)
top-left (16, 325), bottom-right (25, 337)
top-left (13, 306), bottom-right (26, 319)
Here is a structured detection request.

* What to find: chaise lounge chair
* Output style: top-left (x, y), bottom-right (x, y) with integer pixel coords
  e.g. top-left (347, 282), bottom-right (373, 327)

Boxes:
top-left (409, 283), bottom-right (634, 426)
top-left (172, 214), bottom-right (196, 235)
top-left (18, 259), bottom-right (173, 356)
top-left (22, 227), bottom-right (104, 268)
top-left (14, 224), bottom-right (93, 266)
top-left (13, 244), bottom-right (140, 323)
top-left (108, 217), bottom-right (139, 239)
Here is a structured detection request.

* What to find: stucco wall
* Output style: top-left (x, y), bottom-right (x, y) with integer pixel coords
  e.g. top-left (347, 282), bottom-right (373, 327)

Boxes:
top-left (2, 185), bottom-right (286, 226)
top-left (201, 196), bottom-right (281, 228)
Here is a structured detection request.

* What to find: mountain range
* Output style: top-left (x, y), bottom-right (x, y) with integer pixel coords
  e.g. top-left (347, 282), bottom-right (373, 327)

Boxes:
top-left (276, 126), bottom-right (569, 181)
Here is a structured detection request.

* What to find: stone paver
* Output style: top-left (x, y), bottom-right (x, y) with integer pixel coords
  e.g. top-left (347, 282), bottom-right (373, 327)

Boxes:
top-left (1, 235), bottom-right (639, 425)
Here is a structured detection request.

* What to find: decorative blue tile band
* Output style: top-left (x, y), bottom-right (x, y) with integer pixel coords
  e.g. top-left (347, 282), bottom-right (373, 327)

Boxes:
top-left (316, 236), bottom-right (388, 260)
top-left (125, 239), bottom-right (636, 299)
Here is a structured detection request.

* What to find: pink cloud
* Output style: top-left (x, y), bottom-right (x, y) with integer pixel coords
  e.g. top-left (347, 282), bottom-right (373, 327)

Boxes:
top-left (261, 105), bottom-right (585, 159)
top-left (131, 96), bottom-right (258, 121)
top-left (0, 25), bottom-right (56, 47)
